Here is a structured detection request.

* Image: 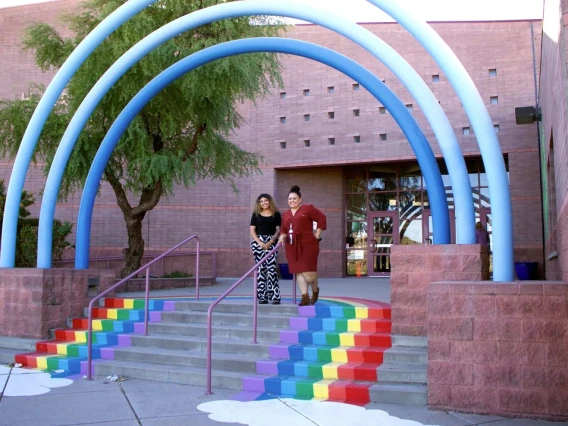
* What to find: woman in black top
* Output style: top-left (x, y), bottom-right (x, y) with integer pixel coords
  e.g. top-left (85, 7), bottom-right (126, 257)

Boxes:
top-left (250, 193), bottom-right (282, 304)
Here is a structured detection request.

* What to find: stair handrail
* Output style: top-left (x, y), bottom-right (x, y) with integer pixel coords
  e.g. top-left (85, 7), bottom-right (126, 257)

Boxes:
top-left (205, 241), bottom-right (282, 395)
top-left (86, 234), bottom-right (201, 380)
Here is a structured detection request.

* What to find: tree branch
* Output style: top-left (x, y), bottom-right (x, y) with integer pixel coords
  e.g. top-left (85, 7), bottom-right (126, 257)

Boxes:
top-left (104, 167), bottom-right (132, 215)
top-left (131, 180), bottom-right (163, 217)
top-left (182, 123), bottom-right (206, 161)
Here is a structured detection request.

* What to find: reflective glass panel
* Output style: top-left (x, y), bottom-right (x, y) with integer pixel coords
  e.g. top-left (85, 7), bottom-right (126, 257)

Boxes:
top-left (400, 220), bottom-right (422, 245)
top-left (346, 194), bottom-right (367, 221)
top-left (346, 222), bottom-right (367, 249)
top-left (399, 165), bottom-right (422, 190)
top-left (368, 165), bottom-right (397, 191)
top-left (373, 255), bottom-right (391, 273)
top-left (346, 250), bottom-right (368, 276)
top-left (373, 216), bottom-right (394, 235)
top-left (370, 192), bottom-right (397, 211)
top-left (373, 236), bottom-right (393, 255)
top-left (399, 191), bottom-right (423, 220)
top-left (345, 169), bottom-right (367, 193)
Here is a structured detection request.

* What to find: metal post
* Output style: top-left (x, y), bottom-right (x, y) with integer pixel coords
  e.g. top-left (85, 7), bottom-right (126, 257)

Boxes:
top-left (206, 309), bottom-right (213, 395)
top-left (144, 267), bottom-right (150, 336)
top-left (253, 269), bottom-right (258, 344)
top-left (195, 239), bottom-right (200, 301)
top-left (86, 306), bottom-right (94, 380)
top-left (293, 274), bottom-right (297, 305)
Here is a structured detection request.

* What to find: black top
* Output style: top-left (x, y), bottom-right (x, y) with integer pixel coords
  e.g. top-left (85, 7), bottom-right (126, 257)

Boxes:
top-left (250, 212), bottom-right (282, 236)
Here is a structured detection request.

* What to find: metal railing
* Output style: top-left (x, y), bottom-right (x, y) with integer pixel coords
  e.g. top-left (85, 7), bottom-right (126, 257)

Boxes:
top-left (56, 251), bottom-right (216, 278)
top-left (205, 241), bottom-right (285, 395)
top-left (86, 235), bottom-right (200, 380)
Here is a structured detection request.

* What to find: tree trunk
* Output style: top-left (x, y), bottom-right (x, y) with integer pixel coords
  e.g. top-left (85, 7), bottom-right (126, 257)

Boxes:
top-left (122, 214), bottom-right (145, 278)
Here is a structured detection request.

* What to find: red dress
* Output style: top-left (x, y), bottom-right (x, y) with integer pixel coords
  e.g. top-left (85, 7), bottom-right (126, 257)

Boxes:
top-left (281, 204), bottom-right (327, 273)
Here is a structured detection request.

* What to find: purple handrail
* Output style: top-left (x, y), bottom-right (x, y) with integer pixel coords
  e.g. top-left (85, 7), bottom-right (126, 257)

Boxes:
top-left (86, 235), bottom-right (200, 380)
top-left (205, 241), bottom-right (282, 395)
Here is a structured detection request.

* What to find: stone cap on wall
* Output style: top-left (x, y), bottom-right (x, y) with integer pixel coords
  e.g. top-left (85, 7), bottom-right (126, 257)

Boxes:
top-left (428, 281), bottom-right (568, 295)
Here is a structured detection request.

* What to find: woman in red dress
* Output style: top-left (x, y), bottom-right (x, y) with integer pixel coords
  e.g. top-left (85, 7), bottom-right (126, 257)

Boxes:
top-left (278, 185), bottom-right (327, 306)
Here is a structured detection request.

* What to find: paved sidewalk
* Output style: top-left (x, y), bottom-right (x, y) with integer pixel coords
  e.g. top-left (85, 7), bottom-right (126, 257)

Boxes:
top-left (1, 369), bottom-right (568, 426)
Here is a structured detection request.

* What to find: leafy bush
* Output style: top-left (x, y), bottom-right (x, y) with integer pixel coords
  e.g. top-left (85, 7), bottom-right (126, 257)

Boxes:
top-left (161, 270), bottom-right (192, 279)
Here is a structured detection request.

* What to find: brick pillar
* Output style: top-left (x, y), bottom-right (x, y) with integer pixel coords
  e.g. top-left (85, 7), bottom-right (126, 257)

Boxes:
top-left (390, 245), bottom-right (489, 336)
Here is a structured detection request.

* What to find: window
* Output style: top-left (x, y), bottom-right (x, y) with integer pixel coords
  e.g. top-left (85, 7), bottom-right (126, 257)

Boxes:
top-left (328, 86), bottom-right (335, 93)
top-left (494, 124), bottom-right (500, 133)
top-left (354, 136), bottom-right (361, 143)
top-left (328, 137), bottom-right (335, 145)
top-left (352, 83), bottom-right (360, 91)
top-left (432, 74), bottom-right (440, 82)
top-left (381, 78), bottom-right (386, 83)
top-left (303, 89), bottom-right (310, 96)
top-left (304, 114), bottom-right (311, 122)
top-left (490, 96), bottom-right (499, 105)
top-left (353, 109), bottom-right (360, 117)
top-left (280, 92), bottom-right (286, 99)
top-left (304, 139), bottom-right (311, 147)
top-left (462, 127), bottom-right (471, 135)
top-left (379, 106), bottom-right (386, 114)
top-left (280, 117), bottom-right (286, 124)
top-left (328, 111), bottom-right (335, 119)
top-left (489, 68), bottom-right (497, 77)
top-left (280, 141), bottom-right (286, 149)
top-left (406, 104), bottom-right (413, 113)
top-left (380, 133), bottom-right (387, 141)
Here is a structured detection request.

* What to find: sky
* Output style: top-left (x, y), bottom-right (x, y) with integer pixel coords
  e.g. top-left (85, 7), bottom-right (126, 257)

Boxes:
top-left (0, 0), bottom-right (545, 21)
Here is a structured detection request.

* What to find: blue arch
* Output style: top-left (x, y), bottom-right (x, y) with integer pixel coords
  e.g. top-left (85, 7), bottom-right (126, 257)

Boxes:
top-left (21, 1), bottom-right (476, 269)
top-left (74, 38), bottom-right (450, 268)
top-left (367, 0), bottom-right (513, 280)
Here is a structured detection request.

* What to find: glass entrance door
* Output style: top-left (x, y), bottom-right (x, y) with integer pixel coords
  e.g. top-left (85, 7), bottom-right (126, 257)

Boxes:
top-left (368, 212), bottom-right (399, 276)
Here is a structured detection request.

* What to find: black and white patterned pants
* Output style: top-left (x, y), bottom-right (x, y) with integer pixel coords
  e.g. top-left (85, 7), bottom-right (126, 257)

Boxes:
top-left (250, 235), bottom-right (280, 302)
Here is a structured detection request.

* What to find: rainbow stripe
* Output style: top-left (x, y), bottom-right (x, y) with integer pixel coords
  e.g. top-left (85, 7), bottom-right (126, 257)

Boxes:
top-left (239, 298), bottom-right (392, 405)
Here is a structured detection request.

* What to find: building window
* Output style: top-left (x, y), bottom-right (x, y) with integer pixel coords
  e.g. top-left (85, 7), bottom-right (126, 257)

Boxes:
top-left (489, 68), bottom-right (497, 77)
top-left (280, 92), bottom-right (286, 99)
top-left (280, 141), bottom-right (286, 149)
top-left (303, 89), bottom-right (310, 96)
top-left (304, 114), bottom-right (311, 122)
top-left (379, 107), bottom-right (386, 114)
top-left (353, 83), bottom-right (360, 91)
top-left (462, 127), bottom-right (471, 135)
top-left (328, 111), bottom-right (335, 119)
top-left (432, 74), bottom-right (440, 82)
top-left (494, 124), bottom-right (500, 133)
top-left (353, 109), bottom-right (360, 117)
top-left (406, 104), bottom-right (413, 113)
top-left (490, 96), bottom-right (498, 105)
top-left (328, 137), bottom-right (335, 145)
top-left (328, 86), bottom-right (335, 93)
top-left (304, 139), bottom-right (310, 147)
top-left (380, 133), bottom-right (387, 141)
top-left (354, 136), bottom-right (361, 143)
top-left (280, 117), bottom-right (286, 124)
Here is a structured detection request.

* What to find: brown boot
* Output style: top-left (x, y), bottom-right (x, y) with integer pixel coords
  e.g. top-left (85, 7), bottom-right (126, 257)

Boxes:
top-left (310, 288), bottom-right (319, 305)
top-left (298, 293), bottom-right (310, 306)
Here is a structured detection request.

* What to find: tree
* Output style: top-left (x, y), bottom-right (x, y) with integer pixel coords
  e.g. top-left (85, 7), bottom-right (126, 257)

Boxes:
top-left (0, 180), bottom-right (72, 267)
top-left (0, 0), bottom-right (284, 276)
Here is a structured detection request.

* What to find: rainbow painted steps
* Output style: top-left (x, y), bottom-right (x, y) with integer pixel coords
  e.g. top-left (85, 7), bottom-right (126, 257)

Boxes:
top-left (14, 298), bottom-right (173, 375)
top-left (238, 298), bottom-right (398, 405)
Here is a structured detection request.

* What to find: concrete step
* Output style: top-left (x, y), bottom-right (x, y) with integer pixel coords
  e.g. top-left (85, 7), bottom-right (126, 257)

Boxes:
top-left (377, 363), bottom-right (427, 384)
top-left (147, 321), bottom-right (281, 342)
top-left (112, 346), bottom-right (259, 373)
top-left (128, 333), bottom-right (271, 357)
top-left (369, 382), bottom-right (428, 406)
top-left (391, 335), bottom-right (428, 348)
top-left (383, 346), bottom-right (428, 365)
top-left (159, 310), bottom-right (291, 329)
top-left (94, 359), bottom-right (244, 390)
top-left (0, 337), bottom-right (37, 365)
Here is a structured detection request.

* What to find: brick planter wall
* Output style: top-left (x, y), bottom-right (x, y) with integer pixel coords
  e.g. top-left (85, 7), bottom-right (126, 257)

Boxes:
top-left (427, 281), bottom-right (568, 420)
top-left (0, 268), bottom-right (116, 339)
top-left (390, 245), bottom-right (489, 336)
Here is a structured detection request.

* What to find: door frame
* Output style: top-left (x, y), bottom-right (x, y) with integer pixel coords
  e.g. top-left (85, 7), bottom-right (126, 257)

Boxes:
top-left (367, 211), bottom-right (399, 277)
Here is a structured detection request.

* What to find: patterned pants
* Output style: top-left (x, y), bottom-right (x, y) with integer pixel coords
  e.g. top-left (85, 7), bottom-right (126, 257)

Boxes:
top-left (250, 235), bottom-right (280, 302)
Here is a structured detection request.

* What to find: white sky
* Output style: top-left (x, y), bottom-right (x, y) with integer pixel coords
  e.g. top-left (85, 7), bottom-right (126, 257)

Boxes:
top-left (0, 0), bottom-right (544, 21)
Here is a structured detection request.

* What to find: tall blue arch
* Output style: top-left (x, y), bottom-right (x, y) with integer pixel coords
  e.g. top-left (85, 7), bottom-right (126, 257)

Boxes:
top-left (74, 38), bottom-right (450, 268)
top-left (0, 0), bottom-right (477, 269)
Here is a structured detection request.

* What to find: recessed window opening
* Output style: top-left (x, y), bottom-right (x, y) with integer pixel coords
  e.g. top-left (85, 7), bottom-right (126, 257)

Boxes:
top-left (280, 117), bottom-right (286, 124)
top-left (304, 139), bottom-right (311, 147)
top-left (494, 124), bottom-right (500, 133)
top-left (354, 136), bottom-right (361, 143)
top-left (352, 83), bottom-right (360, 91)
top-left (432, 74), bottom-right (440, 82)
top-left (490, 96), bottom-right (499, 104)
top-left (406, 104), bottom-right (413, 112)
top-left (462, 127), bottom-right (471, 135)
top-left (280, 142), bottom-right (286, 149)
top-left (328, 111), bottom-right (335, 119)
top-left (328, 137), bottom-right (335, 145)
top-left (303, 89), bottom-right (310, 96)
top-left (489, 68), bottom-right (497, 77)
top-left (379, 107), bottom-right (386, 114)
top-left (280, 92), bottom-right (286, 99)
top-left (353, 109), bottom-right (360, 117)
top-left (304, 114), bottom-right (311, 122)
top-left (380, 133), bottom-right (387, 141)
top-left (328, 86), bottom-right (335, 93)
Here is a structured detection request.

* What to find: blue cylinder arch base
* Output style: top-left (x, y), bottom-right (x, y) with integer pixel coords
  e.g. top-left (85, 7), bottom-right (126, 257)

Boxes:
top-left (29, 0), bottom-right (476, 269)
top-left (74, 38), bottom-right (450, 268)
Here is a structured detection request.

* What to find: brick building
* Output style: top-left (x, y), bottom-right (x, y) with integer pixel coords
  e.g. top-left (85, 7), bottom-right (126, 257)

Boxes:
top-left (0, 0), bottom-right (544, 278)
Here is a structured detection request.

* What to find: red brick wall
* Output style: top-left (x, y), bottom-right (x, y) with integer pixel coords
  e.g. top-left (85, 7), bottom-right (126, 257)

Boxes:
top-left (0, 1), bottom-right (544, 277)
top-left (427, 281), bottom-right (568, 420)
top-left (390, 245), bottom-right (488, 336)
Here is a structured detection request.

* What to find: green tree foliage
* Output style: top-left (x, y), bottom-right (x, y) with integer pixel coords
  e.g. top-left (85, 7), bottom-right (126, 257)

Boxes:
top-left (0, 180), bottom-right (72, 267)
top-left (0, 0), bottom-right (284, 276)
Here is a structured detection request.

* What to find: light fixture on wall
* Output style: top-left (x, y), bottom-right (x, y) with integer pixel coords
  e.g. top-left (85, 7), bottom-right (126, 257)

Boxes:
top-left (515, 106), bottom-right (542, 125)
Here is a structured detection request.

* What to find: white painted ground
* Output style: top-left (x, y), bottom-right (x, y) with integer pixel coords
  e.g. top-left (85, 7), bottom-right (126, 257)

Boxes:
top-left (197, 399), bottom-right (439, 426)
top-left (0, 365), bottom-right (73, 397)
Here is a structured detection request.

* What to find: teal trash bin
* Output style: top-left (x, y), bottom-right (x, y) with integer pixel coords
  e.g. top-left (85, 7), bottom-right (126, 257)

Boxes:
top-left (278, 263), bottom-right (293, 280)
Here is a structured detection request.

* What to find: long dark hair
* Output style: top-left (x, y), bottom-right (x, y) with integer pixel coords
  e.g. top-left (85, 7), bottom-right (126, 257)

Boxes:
top-left (253, 193), bottom-right (279, 215)
top-left (288, 185), bottom-right (301, 197)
